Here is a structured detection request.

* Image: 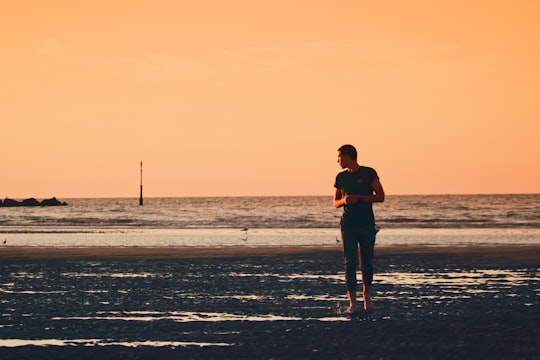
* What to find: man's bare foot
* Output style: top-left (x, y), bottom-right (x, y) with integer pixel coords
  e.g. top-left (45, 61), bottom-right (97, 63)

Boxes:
top-left (343, 305), bottom-right (360, 314)
top-left (363, 294), bottom-right (375, 312)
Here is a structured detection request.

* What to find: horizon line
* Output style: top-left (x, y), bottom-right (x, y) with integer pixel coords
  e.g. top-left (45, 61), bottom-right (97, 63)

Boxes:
top-left (4, 193), bottom-right (539, 200)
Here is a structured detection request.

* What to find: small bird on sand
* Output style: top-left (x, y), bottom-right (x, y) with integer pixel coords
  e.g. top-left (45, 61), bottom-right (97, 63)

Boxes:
top-left (241, 227), bottom-right (248, 241)
top-left (335, 236), bottom-right (340, 244)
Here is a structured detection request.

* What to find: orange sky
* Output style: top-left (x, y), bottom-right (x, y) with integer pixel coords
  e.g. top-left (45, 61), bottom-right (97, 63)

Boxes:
top-left (1, 0), bottom-right (539, 197)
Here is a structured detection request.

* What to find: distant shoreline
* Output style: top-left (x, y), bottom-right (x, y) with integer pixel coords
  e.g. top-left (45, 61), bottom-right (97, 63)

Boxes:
top-left (4, 193), bottom-right (538, 200)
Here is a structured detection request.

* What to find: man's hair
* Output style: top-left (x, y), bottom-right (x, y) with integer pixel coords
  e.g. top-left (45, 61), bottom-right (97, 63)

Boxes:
top-left (338, 144), bottom-right (357, 161)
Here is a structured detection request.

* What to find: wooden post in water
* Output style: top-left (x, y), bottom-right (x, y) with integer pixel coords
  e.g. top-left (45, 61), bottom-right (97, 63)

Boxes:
top-left (139, 161), bottom-right (143, 206)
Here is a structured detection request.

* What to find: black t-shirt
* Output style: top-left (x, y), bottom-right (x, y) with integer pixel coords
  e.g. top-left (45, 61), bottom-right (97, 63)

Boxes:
top-left (334, 166), bottom-right (378, 226)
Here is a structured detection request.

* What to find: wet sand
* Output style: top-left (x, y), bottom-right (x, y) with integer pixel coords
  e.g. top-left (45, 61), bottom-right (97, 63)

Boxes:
top-left (2, 245), bottom-right (539, 263)
top-left (1, 245), bottom-right (539, 359)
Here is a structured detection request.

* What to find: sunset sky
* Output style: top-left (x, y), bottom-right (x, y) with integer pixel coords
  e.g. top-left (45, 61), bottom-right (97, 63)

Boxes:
top-left (2, 0), bottom-right (539, 198)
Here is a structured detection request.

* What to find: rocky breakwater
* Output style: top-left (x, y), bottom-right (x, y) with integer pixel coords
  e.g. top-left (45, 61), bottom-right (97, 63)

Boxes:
top-left (0, 197), bottom-right (68, 207)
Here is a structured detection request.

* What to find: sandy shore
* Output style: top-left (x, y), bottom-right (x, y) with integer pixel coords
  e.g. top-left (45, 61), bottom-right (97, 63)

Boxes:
top-left (2, 245), bottom-right (540, 263)
top-left (1, 245), bottom-right (539, 359)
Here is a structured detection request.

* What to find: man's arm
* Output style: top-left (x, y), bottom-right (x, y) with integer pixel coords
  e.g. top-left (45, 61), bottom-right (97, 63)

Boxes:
top-left (333, 188), bottom-right (346, 208)
top-left (369, 177), bottom-right (385, 203)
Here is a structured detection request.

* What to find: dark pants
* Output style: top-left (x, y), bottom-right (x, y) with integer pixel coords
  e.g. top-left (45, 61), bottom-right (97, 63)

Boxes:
top-left (341, 225), bottom-right (377, 292)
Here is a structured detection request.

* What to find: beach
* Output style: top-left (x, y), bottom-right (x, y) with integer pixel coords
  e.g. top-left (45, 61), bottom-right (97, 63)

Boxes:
top-left (1, 245), bottom-right (539, 359)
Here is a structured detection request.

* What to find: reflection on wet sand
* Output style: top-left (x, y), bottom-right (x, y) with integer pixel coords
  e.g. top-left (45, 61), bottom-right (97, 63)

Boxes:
top-left (0, 339), bottom-right (233, 348)
top-left (0, 252), bottom-right (538, 353)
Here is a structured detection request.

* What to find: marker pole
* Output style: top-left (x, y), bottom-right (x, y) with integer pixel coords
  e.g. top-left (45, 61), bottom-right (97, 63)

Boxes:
top-left (139, 161), bottom-right (143, 206)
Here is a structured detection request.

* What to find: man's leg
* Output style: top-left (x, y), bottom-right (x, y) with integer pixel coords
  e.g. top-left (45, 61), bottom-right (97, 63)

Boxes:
top-left (341, 226), bottom-right (359, 311)
top-left (359, 228), bottom-right (376, 311)
top-left (362, 285), bottom-right (374, 311)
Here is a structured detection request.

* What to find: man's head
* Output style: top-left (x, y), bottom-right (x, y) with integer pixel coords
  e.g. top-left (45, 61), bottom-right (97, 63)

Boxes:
top-left (338, 144), bottom-right (357, 160)
top-left (337, 144), bottom-right (358, 169)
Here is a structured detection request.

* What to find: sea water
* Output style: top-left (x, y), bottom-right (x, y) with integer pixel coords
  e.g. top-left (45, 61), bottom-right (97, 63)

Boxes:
top-left (1, 194), bottom-right (539, 247)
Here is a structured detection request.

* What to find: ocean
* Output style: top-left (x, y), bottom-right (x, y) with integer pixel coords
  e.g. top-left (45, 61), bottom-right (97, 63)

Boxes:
top-left (1, 194), bottom-right (539, 247)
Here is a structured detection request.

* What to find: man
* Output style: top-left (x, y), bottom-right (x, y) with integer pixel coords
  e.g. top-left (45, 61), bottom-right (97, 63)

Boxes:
top-left (334, 144), bottom-right (385, 313)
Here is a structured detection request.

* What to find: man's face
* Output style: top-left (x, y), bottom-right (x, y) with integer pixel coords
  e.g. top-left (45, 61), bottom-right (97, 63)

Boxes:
top-left (337, 151), bottom-right (350, 169)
